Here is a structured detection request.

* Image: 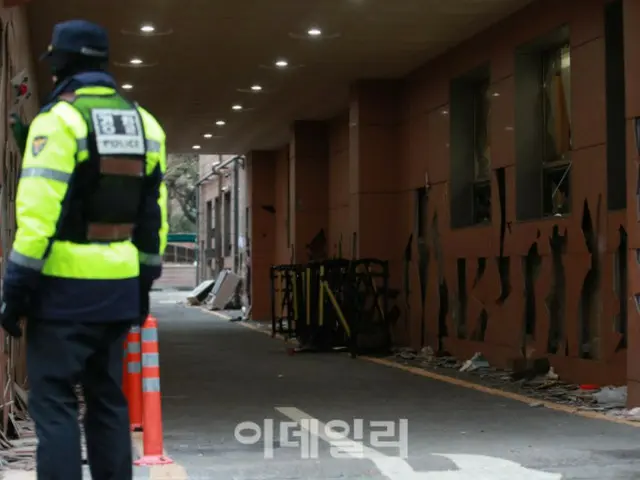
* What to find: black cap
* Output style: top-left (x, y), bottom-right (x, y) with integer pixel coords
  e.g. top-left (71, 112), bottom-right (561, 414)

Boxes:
top-left (40, 19), bottom-right (109, 61)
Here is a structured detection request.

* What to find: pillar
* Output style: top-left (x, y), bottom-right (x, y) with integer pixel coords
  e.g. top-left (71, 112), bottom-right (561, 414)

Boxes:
top-left (289, 121), bottom-right (329, 262)
top-left (623, 0), bottom-right (640, 406)
top-left (246, 150), bottom-right (277, 322)
top-left (348, 80), bottom-right (403, 259)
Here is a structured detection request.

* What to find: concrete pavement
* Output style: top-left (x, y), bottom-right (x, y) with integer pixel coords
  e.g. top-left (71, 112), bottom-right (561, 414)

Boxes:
top-left (148, 291), bottom-right (640, 479)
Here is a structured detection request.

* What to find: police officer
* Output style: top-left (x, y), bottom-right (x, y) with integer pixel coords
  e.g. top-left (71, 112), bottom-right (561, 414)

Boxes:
top-left (1, 20), bottom-right (168, 480)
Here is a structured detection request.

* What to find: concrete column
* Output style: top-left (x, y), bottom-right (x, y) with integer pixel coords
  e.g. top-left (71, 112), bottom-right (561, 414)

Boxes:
top-left (246, 150), bottom-right (277, 321)
top-left (274, 146), bottom-right (291, 265)
top-left (623, 0), bottom-right (640, 406)
top-left (348, 80), bottom-right (403, 259)
top-left (289, 121), bottom-right (330, 262)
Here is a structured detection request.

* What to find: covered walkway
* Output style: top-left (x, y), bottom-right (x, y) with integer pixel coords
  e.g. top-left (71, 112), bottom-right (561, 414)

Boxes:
top-left (150, 292), bottom-right (640, 479)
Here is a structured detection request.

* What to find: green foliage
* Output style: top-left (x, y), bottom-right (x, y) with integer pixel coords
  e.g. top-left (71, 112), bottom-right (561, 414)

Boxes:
top-left (169, 212), bottom-right (195, 233)
top-left (165, 154), bottom-right (198, 226)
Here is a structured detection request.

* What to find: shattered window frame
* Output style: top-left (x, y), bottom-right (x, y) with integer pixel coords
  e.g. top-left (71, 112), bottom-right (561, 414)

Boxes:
top-left (472, 77), bottom-right (492, 225)
top-left (541, 42), bottom-right (572, 217)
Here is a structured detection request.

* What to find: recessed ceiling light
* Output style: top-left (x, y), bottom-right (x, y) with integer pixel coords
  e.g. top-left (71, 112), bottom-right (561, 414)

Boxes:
top-left (250, 84), bottom-right (262, 92)
top-left (215, 120), bottom-right (226, 126)
top-left (122, 83), bottom-right (133, 90)
top-left (307, 27), bottom-right (322, 36)
top-left (140, 24), bottom-right (155, 33)
top-left (231, 104), bottom-right (243, 111)
top-left (192, 145), bottom-right (201, 150)
top-left (129, 58), bottom-right (143, 65)
top-left (275, 59), bottom-right (288, 68)
top-left (203, 133), bottom-right (213, 139)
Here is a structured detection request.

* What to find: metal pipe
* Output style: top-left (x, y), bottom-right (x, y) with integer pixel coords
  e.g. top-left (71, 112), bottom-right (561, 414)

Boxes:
top-left (233, 159), bottom-right (240, 273)
top-left (194, 167), bottom-right (200, 285)
top-left (213, 154), bottom-right (245, 174)
top-left (216, 154), bottom-right (223, 275)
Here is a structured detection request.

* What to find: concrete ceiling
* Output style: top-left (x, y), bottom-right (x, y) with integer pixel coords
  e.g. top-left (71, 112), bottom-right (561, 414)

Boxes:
top-left (27, 0), bottom-right (531, 155)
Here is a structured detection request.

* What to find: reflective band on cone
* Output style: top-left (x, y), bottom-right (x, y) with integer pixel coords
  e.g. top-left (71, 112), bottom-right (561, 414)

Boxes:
top-left (134, 315), bottom-right (173, 466)
top-left (127, 326), bottom-right (143, 431)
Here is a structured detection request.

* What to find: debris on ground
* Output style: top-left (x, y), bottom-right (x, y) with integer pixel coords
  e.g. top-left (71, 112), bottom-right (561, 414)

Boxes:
top-left (459, 352), bottom-right (490, 372)
top-left (607, 406), bottom-right (640, 421)
top-left (592, 386), bottom-right (627, 408)
top-left (388, 347), bottom-right (629, 414)
top-left (0, 382), bottom-right (36, 472)
top-left (186, 279), bottom-right (215, 305)
top-left (0, 383), bottom-right (90, 474)
top-left (205, 320), bottom-right (634, 417)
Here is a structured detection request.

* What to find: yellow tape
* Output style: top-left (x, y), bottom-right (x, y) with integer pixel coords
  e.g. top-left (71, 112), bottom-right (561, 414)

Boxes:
top-left (323, 282), bottom-right (351, 337)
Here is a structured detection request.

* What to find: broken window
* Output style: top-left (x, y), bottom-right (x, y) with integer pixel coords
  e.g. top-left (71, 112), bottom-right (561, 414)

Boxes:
top-left (515, 25), bottom-right (571, 220)
top-left (450, 63), bottom-right (491, 228)
top-left (223, 190), bottom-right (232, 255)
top-left (605, 0), bottom-right (626, 211)
top-left (473, 78), bottom-right (491, 224)
top-left (206, 200), bottom-right (214, 255)
top-left (541, 43), bottom-right (572, 216)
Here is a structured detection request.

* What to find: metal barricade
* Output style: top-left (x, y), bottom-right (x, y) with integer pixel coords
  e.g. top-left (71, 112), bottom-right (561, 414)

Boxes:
top-left (269, 257), bottom-right (392, 357)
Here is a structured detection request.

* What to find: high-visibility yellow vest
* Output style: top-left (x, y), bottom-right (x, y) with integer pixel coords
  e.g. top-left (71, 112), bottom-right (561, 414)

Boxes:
top-left (11, 85), bottom-right (169, 281)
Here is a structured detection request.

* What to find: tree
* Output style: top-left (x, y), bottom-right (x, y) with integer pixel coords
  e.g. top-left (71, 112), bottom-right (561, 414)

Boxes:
top-left (170, 212), bottom-right (196, 233)
top-left (165, 154), bottom-right (198, 229)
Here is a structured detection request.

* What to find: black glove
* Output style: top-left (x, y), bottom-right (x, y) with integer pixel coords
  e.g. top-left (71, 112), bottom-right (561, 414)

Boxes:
top-left (0, 301), bottom-right (23, 338)
top-left (138, 277), bottom-right (153, 326)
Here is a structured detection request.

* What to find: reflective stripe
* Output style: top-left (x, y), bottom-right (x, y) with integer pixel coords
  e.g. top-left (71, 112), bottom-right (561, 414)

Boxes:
top-left (141, 327), bottom-right (158, 342)
top-left (146, 139), bottom-right (161, 152)
top-left (130, 326), bottom-right (141, 333)
top-left (139, 252), bottom-right (162, 266)
top-left (128, 361), bottom-right (141, 374)
top-left (20, 167), bottom-right (71, 183)
top-left (44, 237), bottom-right (139, 279)
top-left (142, 352), bottom-right (160, 368)
top-left (77, 137), bottom-right (88, 151)
top-left (142, 378), bottom-right (161, 392)
top-left (128, 342), bottom-right (141, 354)
top-left (8, 250), bottom-right (44, 271)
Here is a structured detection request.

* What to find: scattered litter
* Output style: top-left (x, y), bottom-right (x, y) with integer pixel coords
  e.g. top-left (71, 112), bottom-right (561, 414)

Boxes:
top-left (459, 352), bottom-right (490, 372)
top-left (393, 347), bottom-right (416, 360)
top-left (593, 386), bottom-right (627, 408)
top-left (580, 384), bottom-right (600, 391)
top-left (0, 382), bottom-right (37, 472)
top-left (607, 407), bottom-right (640, 421)
top-left (419, 346), bottom-right (435, 361)
top-left (389, 347), bottom-right (629, 412)
top-left (199, 322), bottom-right (634, 416)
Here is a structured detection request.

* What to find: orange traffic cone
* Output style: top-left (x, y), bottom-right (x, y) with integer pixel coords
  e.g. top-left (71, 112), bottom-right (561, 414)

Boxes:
top-left (126, 326), bottom-right (143, 431)
top-left (134, 315), bottom-right (173, 466)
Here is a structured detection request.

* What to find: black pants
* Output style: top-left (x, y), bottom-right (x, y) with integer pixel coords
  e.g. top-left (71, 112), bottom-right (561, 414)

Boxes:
top-left (26, 319), bottom-right (133, 480)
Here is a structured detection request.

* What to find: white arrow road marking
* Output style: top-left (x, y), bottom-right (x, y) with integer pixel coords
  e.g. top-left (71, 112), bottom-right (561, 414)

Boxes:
top-left (275, 406), bottom-right (562, 480)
